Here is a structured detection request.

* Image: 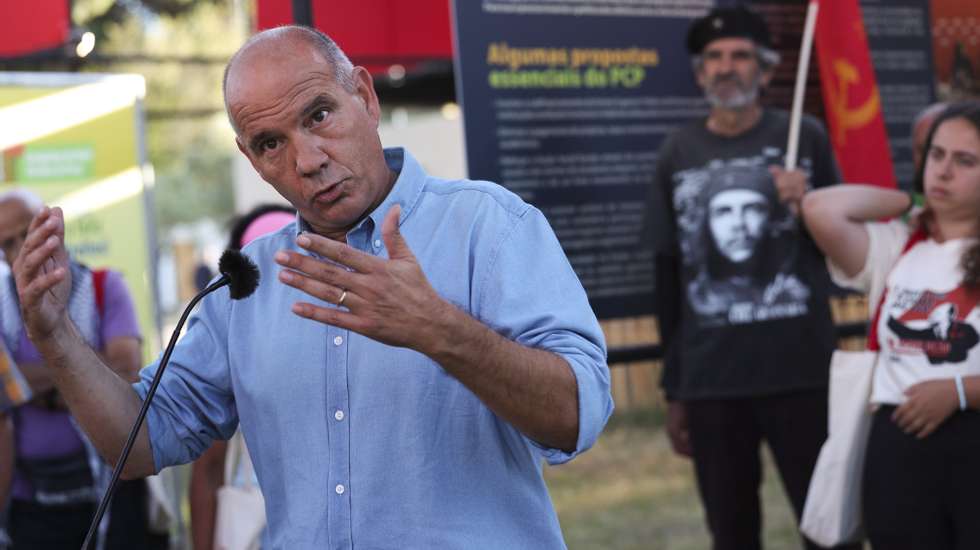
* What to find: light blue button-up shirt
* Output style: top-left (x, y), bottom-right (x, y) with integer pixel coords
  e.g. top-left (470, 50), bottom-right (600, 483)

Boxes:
top-left (135, 148), bottom-right (613, 549)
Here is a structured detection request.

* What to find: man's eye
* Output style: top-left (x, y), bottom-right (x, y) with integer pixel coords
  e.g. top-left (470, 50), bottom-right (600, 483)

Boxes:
top-left (1, 230), bottom-right (27, 249)
top-left (261, 139), bottom-right (279, 152)
top-left (310, 110), bottom-right (328, 125)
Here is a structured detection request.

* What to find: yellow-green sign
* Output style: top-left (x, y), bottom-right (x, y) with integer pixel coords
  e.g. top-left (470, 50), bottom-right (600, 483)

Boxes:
top-left (0, 73), bottom-right (159, 361)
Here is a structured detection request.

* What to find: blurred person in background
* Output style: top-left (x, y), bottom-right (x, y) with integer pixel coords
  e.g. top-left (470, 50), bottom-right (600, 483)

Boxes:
top-left (0, 337), bottom-right (31, 549)
top-left (1, 256), bottom-right (31, 549)
top-left (190, 203), bottom-right (294, 550)
top-left (644, 6), bottom-right (858, 549)
top-left (12, 26), bottom-right (611, 548)
top-left (804, 101), bottom-right (980, 549)
top-left (0, 415), bottom-right (9, 550)
top-left (0, 420), bottom-right (8, 550)
top-left (0, 189), bottom-right (167, 549)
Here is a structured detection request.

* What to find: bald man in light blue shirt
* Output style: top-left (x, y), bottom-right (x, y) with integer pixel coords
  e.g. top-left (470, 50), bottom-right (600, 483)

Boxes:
top-left (13, 26), bottom-right (611, 550)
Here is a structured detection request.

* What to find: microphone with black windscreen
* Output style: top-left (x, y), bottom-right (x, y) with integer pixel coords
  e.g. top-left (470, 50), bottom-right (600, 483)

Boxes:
top-left (81, 250), bottom-right (260, 550)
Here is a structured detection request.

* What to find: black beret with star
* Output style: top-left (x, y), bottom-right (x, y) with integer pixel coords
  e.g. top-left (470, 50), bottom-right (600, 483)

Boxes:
top-left (686, 5), bottom-right (772, 55)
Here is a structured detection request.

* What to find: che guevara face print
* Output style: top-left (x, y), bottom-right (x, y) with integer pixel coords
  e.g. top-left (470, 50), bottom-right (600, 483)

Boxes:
top-left (672, 155), bottom-right (810, 327)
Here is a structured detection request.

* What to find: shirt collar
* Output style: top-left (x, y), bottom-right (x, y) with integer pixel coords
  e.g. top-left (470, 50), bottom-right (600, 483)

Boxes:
top-left (295, 147), bottom-right (426, 241)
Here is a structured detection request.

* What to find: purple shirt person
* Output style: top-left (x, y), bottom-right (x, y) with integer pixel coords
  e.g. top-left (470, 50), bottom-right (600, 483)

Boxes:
top-left (9, 269), bottom-right (141, 500)
top-left (0, 189), bottom-right (151, 549)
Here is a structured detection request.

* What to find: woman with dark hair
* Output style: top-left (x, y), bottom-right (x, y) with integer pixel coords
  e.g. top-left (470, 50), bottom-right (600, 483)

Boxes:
top-left (225, 204), bottom-right (295, 253)
top-left (803, 101), bottom-right (980, 548)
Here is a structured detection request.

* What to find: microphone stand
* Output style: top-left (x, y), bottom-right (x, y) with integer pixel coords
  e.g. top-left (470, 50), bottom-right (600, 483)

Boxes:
top-left (80, 275), bottom-right (231, 550)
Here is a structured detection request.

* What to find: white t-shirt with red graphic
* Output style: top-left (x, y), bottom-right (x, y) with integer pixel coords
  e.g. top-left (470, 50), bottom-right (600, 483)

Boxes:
top-left (829, 220), bottom-right (980, 405)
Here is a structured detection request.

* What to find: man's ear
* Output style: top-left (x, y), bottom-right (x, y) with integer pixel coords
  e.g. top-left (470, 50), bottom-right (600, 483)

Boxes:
top-left (759, 65), bottom-right (775, 88)
top-left (694, 65), bottom-right (708, 91)
top-left (236, 137), bottom-right (262, 175)
top-left (352, 66), bottom-right (382, 127)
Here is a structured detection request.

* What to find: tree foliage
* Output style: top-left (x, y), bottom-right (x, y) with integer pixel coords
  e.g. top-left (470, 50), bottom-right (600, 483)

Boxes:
top-left (73, 0), bottom-right (250, 230)
top-left (76, 0), bottom-right (225, 40)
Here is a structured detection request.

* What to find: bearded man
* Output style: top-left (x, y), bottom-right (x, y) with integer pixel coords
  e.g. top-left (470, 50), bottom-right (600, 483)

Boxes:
top-left (643, 6), bottom-right (859, 550)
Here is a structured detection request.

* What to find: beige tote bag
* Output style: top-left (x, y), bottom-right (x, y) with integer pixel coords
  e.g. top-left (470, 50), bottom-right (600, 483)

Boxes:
top-left (214, 432), bottom-right (266, 550)
top-left (800, 349), bottom-right (877, 546)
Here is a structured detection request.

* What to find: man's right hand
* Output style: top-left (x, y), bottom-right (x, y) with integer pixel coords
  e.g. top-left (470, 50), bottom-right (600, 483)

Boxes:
top-left (666, 401), bottom-right (692, 458)
top-left (13, 206), bottom-right (73, 345)
top-left (9, 206), bottom-right (155, 480)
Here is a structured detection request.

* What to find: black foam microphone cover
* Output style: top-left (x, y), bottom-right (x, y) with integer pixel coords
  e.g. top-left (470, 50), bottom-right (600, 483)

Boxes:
top-left (219, 249), bottom-right (260, 299)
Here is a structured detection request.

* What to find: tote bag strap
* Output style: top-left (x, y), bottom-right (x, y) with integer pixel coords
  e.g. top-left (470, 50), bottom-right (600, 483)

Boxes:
top-left (224, 432), bottom-right (242, 486)
top-left (223, 431), bottom-right (257, 489)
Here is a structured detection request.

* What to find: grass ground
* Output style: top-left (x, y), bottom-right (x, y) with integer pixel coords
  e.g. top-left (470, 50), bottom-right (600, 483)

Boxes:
top-left (545, 410), bottom-right (804, 550)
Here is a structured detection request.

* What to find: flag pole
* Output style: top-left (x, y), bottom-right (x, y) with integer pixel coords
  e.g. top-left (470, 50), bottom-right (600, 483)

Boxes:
top-left (786, 0), bottom-right (819, 171)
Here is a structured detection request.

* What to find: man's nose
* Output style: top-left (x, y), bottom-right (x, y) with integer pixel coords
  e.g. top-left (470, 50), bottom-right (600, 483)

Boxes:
top-left (715, 55), bottom-right (735, 74)
top-left (733, 212), bottom-right (750, 229)
top-left (295, 137), bottom-right (329, 177)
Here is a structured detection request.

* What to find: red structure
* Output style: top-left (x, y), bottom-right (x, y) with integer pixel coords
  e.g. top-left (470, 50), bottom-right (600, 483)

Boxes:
top-left (256, 0), bottom-right (453, 74)
top-left (0, 0), bottom-right (71, 57)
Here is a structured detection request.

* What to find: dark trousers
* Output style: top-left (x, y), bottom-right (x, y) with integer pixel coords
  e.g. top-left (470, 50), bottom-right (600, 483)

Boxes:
top-left (686, 389), bottom-right (863, 550)
top-left (864, 406), bottom-right (980, 550)
top-left (8, 479), bottom-right (168, 550)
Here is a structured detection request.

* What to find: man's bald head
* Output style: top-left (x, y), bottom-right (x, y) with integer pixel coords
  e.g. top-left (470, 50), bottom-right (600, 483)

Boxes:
top-left (0, 189), bottom-right (43, 264)
top-left (223, 26), bottom-right (355, 134)
top-left (0, 189), bottom-right (43, 217)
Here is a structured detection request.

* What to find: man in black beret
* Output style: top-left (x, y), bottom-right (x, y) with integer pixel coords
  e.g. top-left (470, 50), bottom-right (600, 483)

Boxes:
top-left (645, 5), bottom-right (861, 549)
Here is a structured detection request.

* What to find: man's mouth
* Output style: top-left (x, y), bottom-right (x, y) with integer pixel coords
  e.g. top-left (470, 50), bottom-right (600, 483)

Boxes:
top-left (313, 178), bottom-right (349, 205)
top-left (728, 239), bottom-right (751, 251)
top-left (712, 78), bottom-right (742, 91)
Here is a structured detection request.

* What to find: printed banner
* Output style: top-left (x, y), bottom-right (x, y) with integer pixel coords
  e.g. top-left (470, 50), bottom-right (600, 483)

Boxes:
top-left (453, 0), bottom-right (714, 318)
top-left (0, 73), bottom-right (160, 360)
top-left (454, 0), bottom-right (937, 318)
top-left (931, 0), bottom-right (980, 102)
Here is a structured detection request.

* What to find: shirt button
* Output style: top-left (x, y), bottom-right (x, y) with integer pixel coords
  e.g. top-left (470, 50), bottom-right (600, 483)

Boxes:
top-left (334, 410), bottom-right (345, 421)
top-left (335, 484), bottom-right (345, 495)
top-left (373, 239), bottom-right (382, 249)
top-left (333, 336), bottom-right (343, 346)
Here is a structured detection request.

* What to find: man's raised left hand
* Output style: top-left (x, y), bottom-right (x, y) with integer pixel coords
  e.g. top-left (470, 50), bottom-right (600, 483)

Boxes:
top-left (274, 205), bottom-right (450, 351)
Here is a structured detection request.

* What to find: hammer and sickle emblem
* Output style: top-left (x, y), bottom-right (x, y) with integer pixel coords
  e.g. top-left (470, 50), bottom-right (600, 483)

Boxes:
top-left (828, 59), bottom-right (880, 144)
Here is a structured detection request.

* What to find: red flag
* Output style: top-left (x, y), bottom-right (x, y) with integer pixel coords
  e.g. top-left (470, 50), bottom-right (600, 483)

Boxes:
top-left (812, 0), bottom-right (896, 188)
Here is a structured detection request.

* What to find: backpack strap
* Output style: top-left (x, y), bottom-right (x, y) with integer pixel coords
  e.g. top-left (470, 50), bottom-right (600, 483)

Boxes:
top-left (92, 269), bottom-right (107, 318)
top-left (867, 228), bottom-right (928, 351)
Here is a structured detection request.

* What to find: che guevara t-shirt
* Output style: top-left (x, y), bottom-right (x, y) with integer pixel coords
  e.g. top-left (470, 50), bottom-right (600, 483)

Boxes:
top-left (648, 110), bottom-right (841, 399)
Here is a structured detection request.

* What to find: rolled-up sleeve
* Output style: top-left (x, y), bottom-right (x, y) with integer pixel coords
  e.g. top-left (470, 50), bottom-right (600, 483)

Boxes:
top-left (475, 206), bottom-right (613, 465)
top-left (132, 288), bottom-right (238, 472)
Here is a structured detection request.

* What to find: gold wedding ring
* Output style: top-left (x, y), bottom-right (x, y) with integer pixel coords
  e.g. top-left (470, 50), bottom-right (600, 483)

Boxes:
top-left (337, 289), bottom-right (348, 306)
